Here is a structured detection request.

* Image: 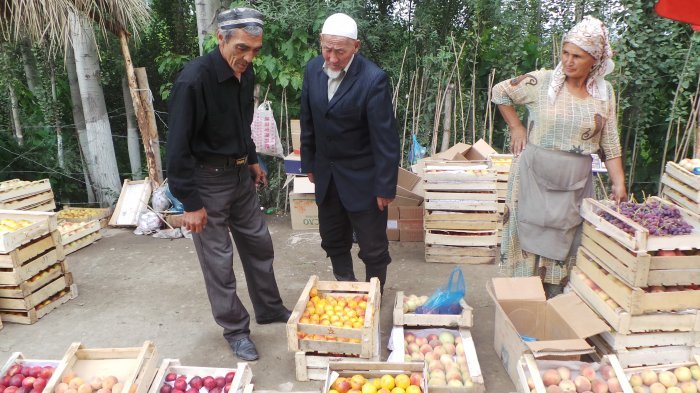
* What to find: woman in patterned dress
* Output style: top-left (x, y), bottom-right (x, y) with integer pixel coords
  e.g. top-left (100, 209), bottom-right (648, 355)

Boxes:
top-left (491, 16), bottom-right (627, 297)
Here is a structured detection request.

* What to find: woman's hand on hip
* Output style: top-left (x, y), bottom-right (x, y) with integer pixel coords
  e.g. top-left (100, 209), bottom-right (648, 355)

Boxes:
top-left (510, 125), bottom-right (527, 155)
top-left (611, 182), bottom-right (628, 203)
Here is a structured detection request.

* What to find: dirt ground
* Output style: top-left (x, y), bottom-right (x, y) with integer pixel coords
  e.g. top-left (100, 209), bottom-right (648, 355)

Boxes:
top-left (0, 216), bottom-right (514, 393)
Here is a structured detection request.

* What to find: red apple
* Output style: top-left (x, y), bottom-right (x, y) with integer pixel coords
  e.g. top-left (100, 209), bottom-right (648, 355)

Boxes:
top-left (189, 377), bottom-right (203, 390)
top-left (5, 386), bottom-right (19, 393)
top-left (173, 380), bottom-right (187, 391)
top-left (215, 378), bottom-right (225, 389)
top-left (7, 366), bottom-right (21, 378)
top-left (9, 375), bottom-right (24, 388)
top-left (21, 378), bottom-right (34, 390)
top-left (224, 373), bottom-right (235, 384)
top-left (32, 378), bottom-right (46, 392)
top-left (0, 385), bottom-right (6, 393)
top-left (210, 388), bottom-right (221, 393)
top-left (185, 388), bottom-right (198, 393)
top-left (39, 368), bottom-right (53, 380)
top-left (160, 384), bottom-right (172, 393)
top-left (165, 374), bottom-right (177, 383)
top-left (224, 384), bottom-right (231, 393)
top-left (203, 377), bottom-right (216, 391)
top-left (172, 390), bottom-right (184, 393)
top-left (19, 369), bottom-right (30, 378)
top-left (29, 368), bottom-right (41, 379)
top-left (2, 378), bottom-right (10, 387)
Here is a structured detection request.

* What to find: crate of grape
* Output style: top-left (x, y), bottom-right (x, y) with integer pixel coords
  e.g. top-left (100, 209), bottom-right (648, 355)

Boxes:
top-left (516, 354), bottom-right (632, 393)
top-left (147, 359), bottom-right (252, 393)
top-left (393, 291), bottom-right (473, 328)
top-left (0, 210), bottom-right (58, 253)
top-left (0, 352), bottom-right (61, 393)
top-left (387, 326), bottom-right (484, 393)
top-left (286, 275), bottom-right (380, 359)
top-left (45, 341), bottom-right (159, 393)
top-left (580, 197), bottom-right (700, 253)
top-left (623, 355), bottom-right (700, 393)
top-left (323, 362), bottom-right (427, 393)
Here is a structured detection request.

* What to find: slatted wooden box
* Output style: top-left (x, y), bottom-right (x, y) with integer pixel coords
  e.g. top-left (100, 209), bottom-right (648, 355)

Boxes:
top-left (147, 359), bottom-right (252, 393)
top-left (64, 231), bottom-right (102, 255)
top-left (393, 291), bottom-right (473, 328)
top-left (286, 276), bottom-right (380, 359)
top-left (424, 211), bottom-right (499, 231)
top-left (0, 351), bottom-right (61, 380)
top-left (569, 267), bottom-right (700, 334)
top-left (0, 179), bottom-right (52, 202)
top-left (0, 210), bottom-right (58, 253)
top-left (0, 231), bottom-right (64, 286)
top-left (590, 333), bottom-right (700, 368)
top-left (424, 244), bottom-right (497, 265)
top-left (622, 356), bottom-right (700, 388)
top-left (662, 161), bottom-right (700, 214)
top-left (294, 334), bottom-right (380, 382)
top-left (59, 207), bottom-right (113, 223)
top-left (322, 362), bottom-right (428, 393)
top-left (45, 342), bottom-right (159, 393)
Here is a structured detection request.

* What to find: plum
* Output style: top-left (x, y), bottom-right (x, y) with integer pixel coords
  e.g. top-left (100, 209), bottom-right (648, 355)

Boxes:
top-left (215, 378), bottom-right (225, 389)
top-left (189, 377), bottom-right (203, 390)
top-left (203, 377), bottom-right (216, 391)
top-left (160, 384), bottom-right (172, 393)
top-left (224, 373), bottom-right (235, 384)
top-left (165, 374), bottom-right (177, 383)
top-left (9, 374), bottom-right (24, 387)
top-left (173, 380), bottom-right (187, 392)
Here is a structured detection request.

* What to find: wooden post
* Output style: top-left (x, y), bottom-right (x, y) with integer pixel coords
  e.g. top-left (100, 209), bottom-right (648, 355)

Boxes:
top-left (134, 68), bottom-right (163, 181)
top-left (440, 84), bottom-right (453, 152)
top-left (119, 30), bottom-right (162, 187)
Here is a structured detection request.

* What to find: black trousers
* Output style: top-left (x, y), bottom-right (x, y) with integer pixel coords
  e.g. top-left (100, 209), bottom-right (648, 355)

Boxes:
top-left (318, 178), bottom-right (391, 289)
top-left (192, 163), bottom-right (286, 341)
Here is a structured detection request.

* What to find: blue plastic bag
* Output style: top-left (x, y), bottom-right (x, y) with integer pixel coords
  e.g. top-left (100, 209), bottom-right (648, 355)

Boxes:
top-left (416, 267), bottom-right (466, 314)
top-left (408, 134), bottom-right (427, 165)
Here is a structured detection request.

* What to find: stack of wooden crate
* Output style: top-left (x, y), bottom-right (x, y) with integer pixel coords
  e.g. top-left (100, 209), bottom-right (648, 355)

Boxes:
top-left (57, 220), bottom-right (102, 255)
top-left (0, 179), bottom-right (55, 212)
top-left (58, 206), bottom-right (113, 228)
top-left (286, 276), bottom-right (381, 381)
top-left (0, 210), bottom-right (76, 325)
top-left (423, 160), bottom-right (499, 264)
top-left (661, 161), bottom-right (699, 214)
top-left (488, 154), bottom-right (513, 244)
top-left (569, 197), bottom-right (700, 368)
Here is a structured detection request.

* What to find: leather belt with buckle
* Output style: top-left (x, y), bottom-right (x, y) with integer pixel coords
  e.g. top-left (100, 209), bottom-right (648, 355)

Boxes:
top-left (198, 155), bottom-right (248, 168)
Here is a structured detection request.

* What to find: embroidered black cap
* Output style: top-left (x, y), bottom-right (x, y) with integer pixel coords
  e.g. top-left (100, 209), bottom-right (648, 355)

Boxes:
top-left (217, 8), bottom-right (264, 30)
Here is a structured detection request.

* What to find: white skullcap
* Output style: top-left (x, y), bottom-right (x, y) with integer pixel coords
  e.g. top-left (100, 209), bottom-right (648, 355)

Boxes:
top-left (321, 13), bottom-right (357, 40)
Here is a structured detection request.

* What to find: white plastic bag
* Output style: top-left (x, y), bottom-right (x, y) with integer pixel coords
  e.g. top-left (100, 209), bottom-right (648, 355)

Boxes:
top-left (251, 101), bottom-right (284, 157)
top-left (133, 211), bottom-right (162, 235)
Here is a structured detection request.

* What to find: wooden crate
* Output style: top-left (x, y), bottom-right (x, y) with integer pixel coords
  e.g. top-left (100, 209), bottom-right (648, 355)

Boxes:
top-left (45, 341), bottom-right (159, 393)
top-left (322, 362), bottom-right (428, 393)
top-left (424, 211), bottom-right (499, 231)
top-left (515, 354), bottom-right (632, 393)
top-left (0, 179), bottom-right (52, 203)
top-left (0, 232), bottom-right (64, 285)
top-left (0, 284), bottom-right (76, 324)
top-left (27, 199), bottom-right (57, 212)
top-left (0, 210), bottom-right (58, 253)
top-left (59, 207), bottom-right (113, 222)
top-left (425, 245), bottom-right (496, 264)
top-left (581, 223), bottom-right (700, 287)
top-left (287, 276), bottom-right (380, 358)
top-left (147, 359), bottom-right (252, 393)
top-left (663, 173), bottom-right (700, 203)
top-left (569, 267), bottom-right (700, 334)
top-left (393, 291), bottom-right (473, 328)
top-left (576, 248), bottom-right (700, 315)
top-left (425, 230), bottom-right (498, 247)
top-left (64, 231), bottom-right (102, 255)
top-left (0, 274), bottom-right (71, 310)
top-left (488, 154), bottom-right (514, 171)
top-left (622, 355), bottom-right (700, 384)
top-left (580, 197), bottom-right (700, 252)
top-left (662, 186), bottom-right (700, 215)
top-left (294, 331), bottom-right (380, 382)
top-left (58, 220), bottom-right (102, 245)
top-left (0, 352), bottom-right (61, 376)
top-left (599, 329), bottom-right (700, 351)
top-left (666, 161), bottom-right (700, 190)
top-left (0, 262), bottom-right (67, 298)
top-left (0, 191), bottom-right (55, 210)
top-left (424, 192), bottom-right (498, 212)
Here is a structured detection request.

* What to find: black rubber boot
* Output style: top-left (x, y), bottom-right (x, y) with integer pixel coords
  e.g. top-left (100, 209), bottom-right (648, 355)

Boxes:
top-left (330, 253), bottom-right (357, 281)
top-left (365, 265), bottom-right (387, 294)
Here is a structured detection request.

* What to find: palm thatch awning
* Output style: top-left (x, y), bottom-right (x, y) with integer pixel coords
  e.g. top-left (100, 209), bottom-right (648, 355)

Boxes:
top-left (0, 0), bottom-right (150, 53)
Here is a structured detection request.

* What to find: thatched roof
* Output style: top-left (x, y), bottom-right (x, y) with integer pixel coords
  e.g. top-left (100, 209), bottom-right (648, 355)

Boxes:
top-left (0, 0), bottom-right (150, 53)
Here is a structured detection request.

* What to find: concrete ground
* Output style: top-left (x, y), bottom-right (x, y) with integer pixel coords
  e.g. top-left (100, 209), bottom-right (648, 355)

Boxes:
top-left (0, 216), bottom-right (514, 393)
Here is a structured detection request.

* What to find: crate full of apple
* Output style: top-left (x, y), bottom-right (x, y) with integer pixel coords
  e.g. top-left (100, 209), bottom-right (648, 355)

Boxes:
top-left (287, 275), bottom-right (380, 358)
top-left (147, 359), bottom-right (252, 393)
top-left (624, 359), bottom-right (700, 393)
top-left (393, 292), bottom-right (473, 328)
top-left (323, 362), bottom-right (426, 393)
top-left (0, 352), bottom-right (59, 393)
top-left (517, 354), bottom-right (632, 393)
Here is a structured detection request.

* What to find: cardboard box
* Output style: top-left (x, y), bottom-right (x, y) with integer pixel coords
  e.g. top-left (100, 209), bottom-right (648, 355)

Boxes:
top-left (291, 119), bottom-right (301, 153)
top-left (488, 277), bottom-right (609, 385)
top-left (284, 152), bottom-right (303, 175)
top-left (398, 205), bottom-right (424, 242)
top-left (394, 167), bottom-right (424, 206)
top-left (292, 176), bottom-right (315, 194)
top-left (413, 139), bottom-right (498, 175)
top-left (290, 192), bottom-right (318, 230)
top-left (386, 205), bottom-right (399, 241)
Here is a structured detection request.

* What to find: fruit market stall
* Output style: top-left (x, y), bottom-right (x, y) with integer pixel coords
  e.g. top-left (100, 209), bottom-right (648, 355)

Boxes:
top-left (661, 159), bottom-right (700, 214)
top-left (0, 179), bottom-right (55, 212)
top-left (147, 359), bottom-right (252, 393)
top-left (286, 276), bottom-right (381, 381)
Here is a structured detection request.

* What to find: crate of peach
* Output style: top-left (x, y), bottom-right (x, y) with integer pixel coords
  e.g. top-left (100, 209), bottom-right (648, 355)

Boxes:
top-left (0, 210), bottom-right (58, 253)
top-left (516, 354), bottom-right (633, 393)
top-left (623, 356), bottom-right (700, 393)
top-left (286, 275), bottom-right (381, 358)
top-left (323, 362), bottom-right (426, 393)
top-left (393, 291), bottom-right (473, 328)
top-left (147, 359), bottom-right (252, 393)
top-left (45, 341), bottom-right (159, 393)
top-left (1, 352), bottom-right (61, 393)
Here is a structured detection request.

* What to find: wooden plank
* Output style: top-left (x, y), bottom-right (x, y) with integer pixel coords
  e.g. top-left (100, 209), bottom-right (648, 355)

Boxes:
top-left (622, 355), bottom-right (700, 379)
top-left (0, 233), bottom-right (59, 267)
top-left (0, 274), bottom-right (68, 310)
top-left (0, 284), bottom-right (76, 324)
top-left (0, 352), bottom-right (61, 376)
top-left (599, 329), bottom-right (700, 350)
top-left (0, 262), bottom-right (65, 298)
top-left (570, 267), bottom-right (700, 334)
top-left (425, 200), bottom-right (499, 212)
top-left (0, 179), bottom-right (52, 203)
top-left (662, 186), bottom-right (700, 215)
top-left (663, 173), bottom-right (700, 203)
top-left (423, 182), bottom-right (498, 192)
top-left (0, 210), bottom-right (58, 253)
top-left (294, 337), bottom-right (380, 381)
top-left (58, 220), bottom-right (102, 245)
top-left (0, 191), bottom-right (54, 210)
top-left (615, 345), bottom-right (700, 368)
top-left (109, 178), bottom-right (152, 227)
top-left (64, 232), bottom-right (102, 255)
top-left (426, 191), bottom-right (498, 202)
top-left (0, 248), bottom-right (62, 285)
top-left (393, 291), bottom-right (473, 328)
top-left (666, 161), bottom-right (700, 189)
top-left (425, 231), bottom-right (497, 247)
top-left (59, 207), bottom-right (113, 222)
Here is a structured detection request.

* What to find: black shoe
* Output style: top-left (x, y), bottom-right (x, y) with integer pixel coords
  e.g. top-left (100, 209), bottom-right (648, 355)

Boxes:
top-left (256, 308), bottom-right (292, 324)
top-left (229, 336), bottom-right (259, 361)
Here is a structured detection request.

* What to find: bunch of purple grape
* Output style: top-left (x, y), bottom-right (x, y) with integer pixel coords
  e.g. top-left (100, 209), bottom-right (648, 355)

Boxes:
top-left (599, 201), bottom-right (694, 236)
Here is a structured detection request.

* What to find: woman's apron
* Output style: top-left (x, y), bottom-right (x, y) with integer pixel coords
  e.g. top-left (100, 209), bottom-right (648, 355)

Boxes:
top-left (516, 144), bottom-right (593, 261)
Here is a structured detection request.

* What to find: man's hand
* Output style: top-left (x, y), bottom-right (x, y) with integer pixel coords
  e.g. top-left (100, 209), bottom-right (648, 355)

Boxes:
top-left (510, 125), bottom-right (528, 155)
top-left (249, 163), bottom-right (268, 187)
top-left (376, 197), bottom-right (394, 211)
top-left (183, 208), bottom-right (207, 233)
top-left (307, 173), bottom-right (315, 183)
top-left (611, 182), bottom-right (628, 203)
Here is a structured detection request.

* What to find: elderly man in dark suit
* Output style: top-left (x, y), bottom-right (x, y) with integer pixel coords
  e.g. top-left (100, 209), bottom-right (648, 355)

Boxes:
top-left (300, 13), bottom-right (400, 292)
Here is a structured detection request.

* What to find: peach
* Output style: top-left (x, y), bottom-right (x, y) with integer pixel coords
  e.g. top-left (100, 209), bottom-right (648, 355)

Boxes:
top-left (419, 344), bottom-right (433, 355)
top-left (336, 380), bottom-right (352, 393)
top-left (427, 334), bottom-right (438, 342)
top-left (558, 367), bottom-right (572, 381)
top-left (410, 352), bottom-right (424, 361)
top-left (55, 383), bottom-right (70, 393)
top-left (543, 370), bottom-right (562, 386)
top-left (629, 374), bottom-right (643, 388)
top-left (91, 378), bottom-right (103, 390)
top-left (679, 382), bottom-right (697, 393)
top-left (591, 379), bottom-right (608, 393)
top-left (406, 343), bottom-right (420, 354)
top-left (439, 354), bottom-right (454, 365)
top-left (580, 365), bottom-right (596, 381)
top-left (77, 384), bottom-right (92, 393)
top-left (409, 373), bottom-right (422, 387)
top-left (599, 365), bottom-right (614, 380)
top-left (428, 360), bottom-right (444, 372)
top-left (667, 387), bottom-right (682, 393)
top-left (112, 383), bottom-right (124, 393)
top-left (632, 388), bottom-right (644, 393)
top-left (675, 367), bottom-right (693, 383)
top-left (527, 378), bottom-right (535, 390)
top-left (649, 382), bottom-right (667, 393)
top-left (405, 333), bottom-right (416, 344)
top-left (102, 377), bottom-right (118, 390)
top-left (442, 343), bottom-right (456, 355)
top-left (427, 378), bottom-right (445, 387)
top-left (69, 378), bottom-right (84, 389)
top-left (547, 386), bottom-right (562, 393)
top-left (606, 377), bottom-right (621, 393)
top-left (424, 353), bottom-right (437, 362)
top-left (446, 380), bottom-right (462, 387)
top-left (642, 371), bottom-right (659, 386)
top-left (574, 376), bottom-right (591, 393)
top-left (445, 370), bottom-right (461, 382)
top-left (659, 371), bottom-right (678, 388)
top-left (415, 337), bottom-right (427, 346)
top-left (455, 343), bottom-right (464, 356)
top-left (559, 379), bottom-right (575, 392)
top-left (428, 339), bottom-right (441, 349)
top-left (432, 346), bottom-right (446, 357)
top-left (690, 365), bottom-right (700, 381)
top-left (61, 372), bottom-right (76, 385)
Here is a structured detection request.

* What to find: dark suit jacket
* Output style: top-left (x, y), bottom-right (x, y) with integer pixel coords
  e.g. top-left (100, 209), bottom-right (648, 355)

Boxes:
top-left (300, 54), bottom-right (400, 212)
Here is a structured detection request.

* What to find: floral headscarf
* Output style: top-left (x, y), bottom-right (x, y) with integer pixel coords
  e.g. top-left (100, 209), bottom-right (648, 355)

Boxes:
top-left (548, 15), bottom-right (615, 104)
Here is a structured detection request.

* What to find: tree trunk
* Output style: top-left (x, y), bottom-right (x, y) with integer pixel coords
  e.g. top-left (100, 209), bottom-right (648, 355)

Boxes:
top-left (440, 84), bottom-right (453, 152)
top-left (8, 84), bottom-right (24, 145)
top-left (134, 68), bottom-right (163, 181)
top-left (20, 40), bottom-right (41, 98)
top-left (122, 77), bottom-right (143, 179)
top-left (50, 61), bottom-right (64, 168)
top-left (69, 12), bottom-right (121, 206)
top-left (574, 0), bottom-right (586, 23)
top-left (65, 43), bottom-right (95, 203)
top-left (195, 0), bottom-right (222, 55)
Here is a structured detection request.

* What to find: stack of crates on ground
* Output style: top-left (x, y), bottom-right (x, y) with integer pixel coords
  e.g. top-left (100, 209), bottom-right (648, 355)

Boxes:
top-left (0, 210), bottom-right (76, 324)
top-left (388, 290), bottom-right (484, 392)
top-left (661, 161), bottom-right (699, 214)
top-left (488, 154), bottom-right (514, 245)
top-left (286, 275), bottom-right (381, 381)
top-left (0, 179), bottom-right (55, 212)
top-left (58, 207), bottom-right (113, 228)
top-left (423, 160), bottom-right (499, 264)
top-left (57, 220), bottom-right (103, 255)
top-left (569, 197), bottom-right (700, 368)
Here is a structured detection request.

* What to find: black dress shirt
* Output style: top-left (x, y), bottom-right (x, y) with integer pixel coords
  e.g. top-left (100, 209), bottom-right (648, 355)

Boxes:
top-left (166, 47), bottom-right (258, 212)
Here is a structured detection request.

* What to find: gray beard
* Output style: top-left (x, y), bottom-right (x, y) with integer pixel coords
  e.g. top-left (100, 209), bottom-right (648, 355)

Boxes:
top-left (326, 69), bottom-right (342, 79)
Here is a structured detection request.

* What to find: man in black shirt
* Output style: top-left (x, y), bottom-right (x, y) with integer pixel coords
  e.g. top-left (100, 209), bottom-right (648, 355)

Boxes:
top-left (166, 8), bottom-right (290, 361)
